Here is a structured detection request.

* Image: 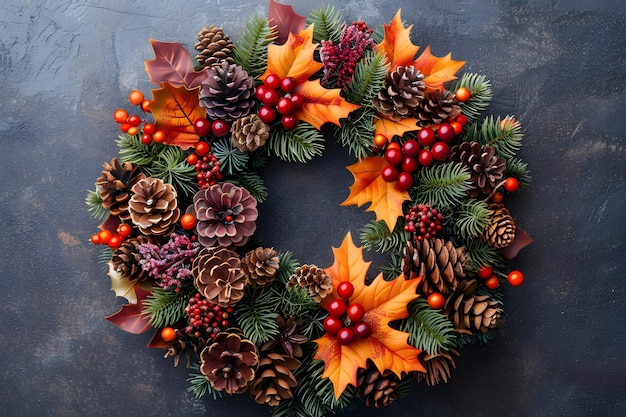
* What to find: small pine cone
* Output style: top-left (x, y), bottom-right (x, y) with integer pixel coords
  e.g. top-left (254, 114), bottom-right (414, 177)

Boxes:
top-left (195, 26), bottom-right (235, 69)
top-left (450, 141), bottom-right (506, 198)
top-left (96, 158), bottom-right (146, 221)
top-left (110, 235), bottom-right (153, 281)
top-left (242, 247), bottom-right (280, 288)
top-left (444, 279), bottom-right (502, 334)
top-left (199, 61), bottom-right (256, 121)
top-left (356, 361), bottom-right (400, 408)
top-left (231, 114), bottom-right (270, 152)
top-left (249, 353), bottom-right (300, 406)
top-left (415, 349), bottom-right (460, 386)
top-left (200, 330), bottom-right (259, 394)
top-left (373, 65), bottom-right (425, 122)
top-left (401, 238), bottom-right (466, 295)
top-left (128, 177), bottom-right (180, 236)
top-left (481, 203), bottom-right (516, 249)
top-left (415, 89), bottom-right (460, 127)
top-left (192, 247), bottom-right (247, 307)
top-left (287, 264), bottom-right (333, 303)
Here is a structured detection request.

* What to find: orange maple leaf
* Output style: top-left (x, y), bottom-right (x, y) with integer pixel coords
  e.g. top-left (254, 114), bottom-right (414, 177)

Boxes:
top-left (149, 82), bottom-right (205, 149)
top-left (314, 233), bottom-right (424, 399)
top-left (341, 156), bottom-right (411, 231)
top-left (260, 25), bottom-right (359, 129)
top-left (374, 9), bottom-right (419, 72)
top-left (374, 115), bottom-right (420, 139)
top-left (414, 46), bottom-right (466, 91)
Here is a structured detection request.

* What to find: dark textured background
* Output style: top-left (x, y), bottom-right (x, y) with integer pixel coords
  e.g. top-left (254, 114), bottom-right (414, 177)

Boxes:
top-left (1, 0), bottom-right (625, 416)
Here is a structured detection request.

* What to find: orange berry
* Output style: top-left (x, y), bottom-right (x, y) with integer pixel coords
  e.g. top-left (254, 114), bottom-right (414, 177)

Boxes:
top-left (114, 109), bottom-right (128, 123)
top-left (98, 229), bottom-right (112, 245)
top-left (117, 223), bottom-right (132, 239)
top-left (373, 133), bottom-right (387, 148)
top-left (427, 292), bottom-right (445, 309)
top-left (152, 130), bottom-right (166, 143)
top-left (161, 327), bottom-right (177, 342)
top-left (450, 121), bottom-right (463, 135)
top-left (141, 100), bottom-right (152, 113)
top-left (455, 86), bottom-right (471, 102)
top-left (90, 233), bottom-right (101, 245)
top-left (386, 141), bottom-right (401, 151)
top-left (195, 141), bottom-right (210, 156)
top-left (491, 191), bottom-right (504, 203)
top-left (108, 235), bottom-right (123, 250)
top-left (127, 126), bottom-right (139, 136)
top-left (504, 177), bottom-right (520, 192)
top-left (180, 213), bottom-right (197, 230)
top-left (129, 90), bottom-right (144, 106)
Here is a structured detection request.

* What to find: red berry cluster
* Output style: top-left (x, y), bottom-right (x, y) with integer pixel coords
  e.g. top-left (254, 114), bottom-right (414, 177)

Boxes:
top-left (404, 203), bottom-right (444, 241)
top-left (380, 140), bottom-right (419, 190)
top-left (186, 141), bottom-right (222, 189)
top-left (256, 74), bottom-right (303, 130)
top-left (193, 117), bottom-right (230, 138)
top-left (323, 282), bottom-right (372, 345)
top-left (477, 266), bottom-right (525, 289)
top-left (90, 223), bottom-right (133, 250)
top-left (185, 293), bottom-right (233, 340)
top-left (113, 90), bottom-right (167, 145)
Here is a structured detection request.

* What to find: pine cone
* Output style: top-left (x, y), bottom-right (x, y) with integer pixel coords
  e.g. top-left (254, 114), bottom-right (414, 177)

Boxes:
top-left (200, 330), bottom-right (259, 394)
top-left (356, 361), bottom-right (400, 408)
top-left (450, 141), bottom-right (506, 198)
top-left (128, 177), bottom-right (180, 236)
top-left (416, 349), bottom-right (459, 386)
top-left (96, 158), bottom-right (146, 221)
top-left (192, 247), bottom-right (247, 307)
top-left (443, 279), bottom-right (502, 334)
top-left (110, 235), bottom-right (153, 281)
top-left (249, 352), bottom-right (300, 406)
top-left (287, 264), bottom-right (333, 303)
top-left (242, 247), bottom-right (280, 288)
top-left (415, 89), bottom-right (460, 127)
top-left (199, 61), bottom-right (256, 121)
top-left (373, 65), bottom-right (425, 122)
top-left (195, 26), bottom-right (235, 68)
top-left (193, 182), bottom-right (258, 248)
top-left (481, 203), bottom-right (516, 249)
top-left (401, 238), bottom-right (467, 295)
top-left (231, 114), bottom-right (270, 152)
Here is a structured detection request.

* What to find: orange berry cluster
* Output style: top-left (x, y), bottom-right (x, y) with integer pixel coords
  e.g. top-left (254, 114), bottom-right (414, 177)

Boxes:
top-left (113, 90), bottom-right (165, 145)
top-left (90, 223), bottom-right (133, 250)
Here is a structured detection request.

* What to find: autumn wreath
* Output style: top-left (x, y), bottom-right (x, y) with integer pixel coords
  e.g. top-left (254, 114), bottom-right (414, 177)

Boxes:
top-left (86, 1), bottom-right (532, 414)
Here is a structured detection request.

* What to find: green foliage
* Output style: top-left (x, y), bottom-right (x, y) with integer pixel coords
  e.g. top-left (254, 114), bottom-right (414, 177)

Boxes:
top-left (229, 172), bottom-right (268, 203)
top-left (332, 107), bottom-right (376, 160)
top-left (187, 363), bottom-right (226, 400)
top-left (371, 24), bottom-right (385, 44)
top-left (504, 157), bottom-right (532, 186)
top-left (272, 285), bottom-right (318, 319)
top-left (116, 133), bottom-right (165, 166)
top-left (85, 189), bottom-right (109, 222)
top-left (297, 307), bottom-right (326, 340)
top-left (454, 199), bottom-right (491, 239)
top-left (462, 239), bottom-right (505, 271)
top-left (234, 286), bottom-right (280, 346)
top-left (359, 219), bottom-right (410, 254)
top-left (266, 123), bottom-right (325, 163)
top-left (232, 14), bottom-right (277, 78)
top-left (394, 298), bottom-right (456, 355)
top-left (142, 286), bottom-right (193, 328)
top-left (379, 252), bottom-right (403, 281)
top-left (211, 137), bottom-right (250, 176)
top-left (306, 5), bottom-right (343, 44)
top-left (143, 145), bottom-right (197, 198)
top-left (275, 251), bottom-right (300, 285)
top-left (463, 115), bottom-right (523, 159)
top-left (449, 73), bottom-right (493, 123)
top-left (98, 247), bottom-right (113, 271)
top-left (343, 50), bottom-right (389, 106)
top-left (414, 163), bottom-right (472, 209)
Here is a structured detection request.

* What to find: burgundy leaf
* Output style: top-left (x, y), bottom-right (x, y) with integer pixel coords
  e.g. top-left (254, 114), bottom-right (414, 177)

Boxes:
top-left (98, 215), bottom-right (121, 233)
top-left (144, 40), bottom-right (207, 88)
top-left (268, 0), bottom-right (306, 45)
top-left (105, 287), bottom-right (153, 334)
top-left (499, 227), bottom-right (533, 260)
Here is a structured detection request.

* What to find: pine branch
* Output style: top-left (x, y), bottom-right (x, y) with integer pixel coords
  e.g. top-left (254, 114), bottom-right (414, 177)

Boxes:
top-left (448, 73), bottom-right (493, 123)
top-left (211, 137), bottom-right (250, 175)
top-left (98, 247), bottom-right (113, 271)
top-left (393, 298), bottom-right (456, 355)
top-left (371, 24), bottom-right (385, 44)
top-left (187, 363), bottom-right (226, 400)
top-left (297, 307), bottom-right (326, 340)
top-left (229, 172), bottom-right (268, 203)
top-left (464, 115), bottom-right (523, 159)
top-left (359, 219), bottom-right (410, 254)
top-left (116, 133), bottom-right (165, 166)
top-left (142, 286), bottom-right (193, 328)
top-left (144, 145), bottom-right (197, 198)
top-left (234, 287), bottom-right (280, 345)
top-left (275, 251), bottom-right (300, 285)
top-left (306, 5), bottom-right (343, 44)
top-left (453, 199), bottom-right (491, 239)
top-left (85, 189), bottom-right (109, 222)
top-left (332, 107), bottom-right (376, 160)
top-left (380, 251), bottom-right (403, 281)
top-left (504, 157), bottom-right (532, 186)
top-left (343, 50), bottom-right (389, 106)
top-left (232, 14), bottom-right (277, 79)
top-left (414, 162), bottom-right (472, 210)
top-left (272, 285), bottom-right (318, 319)
top-left (266, 123), bottom-right (325, 163)
top-left (462, 238), bottom-right (505, 271)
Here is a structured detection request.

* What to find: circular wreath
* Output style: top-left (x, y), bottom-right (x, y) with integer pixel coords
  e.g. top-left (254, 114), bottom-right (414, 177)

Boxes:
top-left (86, 1), bottom-right (532, 415)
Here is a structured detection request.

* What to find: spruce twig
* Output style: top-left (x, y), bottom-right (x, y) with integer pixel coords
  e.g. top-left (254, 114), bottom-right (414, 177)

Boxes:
top-left (393, 298), bottom-right (456, 355)
top-left (85, 189), bottom-right (109, 222)
top-left (414, 163), bottom-right (472, 209)
top-left (266, 123), bottom-right (325, 163)
top-left (232, 14), bottom-right (277, 79)
top-left (306, 5), bottom-right (344, 43)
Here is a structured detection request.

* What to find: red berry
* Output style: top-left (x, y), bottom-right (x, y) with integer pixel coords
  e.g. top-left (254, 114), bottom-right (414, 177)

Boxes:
top-left (195, 141), bottom-right (210, 157)
top-left (90, 233), bottom-right (101, 245)
top-left (281, 114), bottom-right (299, 130)
top-left (437, 123), bottom-right (455, 142)
top-left (353, 322), bottom-right (372, 338)
top-left (258, 106), bottom-right (278, 124)
top-left (290, 93), bottom-right (304, 110)
top-left (114, 109), bottom-right (128, 124)
top-left (211, 120), bottom-right (230, 137)
top-left (280, 76), bottom-right (297, 93)
top-left (277, 97), bottom-right (295, 115)
top-left (504, 177), bottom-right (520, 192)
top-left (485, 275), bottom-right (500, 289)
top-left (396, 171), bottom-right (414, 190)
top-left (261, 89), bottom-right (279, 107)
top-left (347, 303), bottom-right (365, 322)
top-left (417, 128), bottom-right (436, 146)
top-left (117, 223), bottom-right (132, 239)
top-left (401, 156), bottom-right (419, 173)
top-left (431, 142), bottom-right (450, 161)
top-left (336, 281), bottom-right (354, 299)
top-left (477, 265), bottom-right (493, 279)
top-left (141, 100), bottom-right (152, 113)
top-left (454, 114), bottom-right (468, 126)
top-left (180, 213), bottom-right (197, 230)
top-left (255, 84), bottom-right (267, 100)
top-left (98, 229), bottom-right (112, 245)
top-left (337, 327), bottom-right (355, 345)
top-left (327, 299), bottom-right (347, 318)
top-left (385, 147), bottom-right (403, 166)
top-left (402, 139), bottom-right (420, 157)
top-left (323, 316), bottom-right (343, 335)
top-left (143, 122), bottom-right (156, 135)
top-left (108, 234), bottom-right (123, 250)
top-left (492, 191), bottom-right (504, 203)
top-left (119, 123), bottom-right (131, 133)
top-left (507, 270), bottom-right (525, 287)
top-left (127, 114), bottom-right (142, 127)
top-left (381, 165), bottom-right (399, 182)
top-left (186, 154), bottom-right (198, 165)
top-left (141, 134), bottom-right (153, 145)
top-left (450, 121), bottom-right (463, 135)
top-left (427, 292), bottom-right (445, 309)
top-left (263, 74), bottom-right (281, 90)
top-left (194, 118), bottom-right (211, 136)
top-left (418, 149), bottom-right (434, 166)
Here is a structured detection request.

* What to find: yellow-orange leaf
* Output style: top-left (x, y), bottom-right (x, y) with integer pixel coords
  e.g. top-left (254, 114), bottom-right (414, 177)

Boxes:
top-left (261, 25), bottom-right (322, 84)
top-left (149, 83), bottom-right (205, 149)
top-left (374, 10), bottom-right (420, 72)
top-left (413, 46), bottom-right (465, 91)
top-left (341, 157), bottom-right (411, 231)
top-left (374, 114), bottom-right (420, 139)
top-left (296, 81), bottom-right (360, 129)
top-left (314, 233), bottom-right (424, 398)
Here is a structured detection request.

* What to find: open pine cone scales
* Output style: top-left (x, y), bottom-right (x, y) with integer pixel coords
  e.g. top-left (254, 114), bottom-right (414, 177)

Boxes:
top-left (192, 247), bottom-right (247, 307)
top-left (128, 177), bottom-right (180, 235)
top-left (195, 25), bottom-right (235, 68)
top-left (199, 61), bottom-right (256, 121)
top-left (249, 352), bottom-right (300, 406)
top-left (96, 158), bottom-right (145, 221)
top-left (287, 264), bottom-right (333, 302)
top-left (444, 279), bottom-right (502, 334)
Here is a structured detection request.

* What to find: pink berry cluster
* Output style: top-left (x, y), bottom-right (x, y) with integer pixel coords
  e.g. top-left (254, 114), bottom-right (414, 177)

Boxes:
top-left (185, 293), bottom-right (233, 340)
top-left (138, 233), bottom-right (201, 290)
top-left (323, 282), bottom-right (372, 346)
top-left (404, 203), bottom-right (444, 241)
top-left (256, 74), bottom-right (303, 130)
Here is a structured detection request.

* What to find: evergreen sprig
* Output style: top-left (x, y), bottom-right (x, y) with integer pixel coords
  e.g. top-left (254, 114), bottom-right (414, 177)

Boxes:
top-left (211, 137), bottom-right (250, 175)
top-left (98, 247), bottom-right (113, 271)
top-left (462, 239), bottom-right (505, 271)
top-left (144, 145), bottom-right (197, 197)
top-left (232, 14), bottom-right (277, 79)
top-left (359, 219), bottom-right (410, 254)
top-left (116, 133), bottom-right (165, 166)
top-left (504, 157), bottom-right (532, 186)
top-left (394, 298), bottom-right (456, 355)
top-left (229, 172), bottom-right (268, 203)
top-left (142, 286), bottom-right (193, 328)
top-left (454, 199), bottom-right (491, 239)
top-left (332, 107), bottom-right (376, 160)
top-left (343, 49), bottom-right (389, 106)
top-left (464, 115), bottom-right (523, 159)
top-left (85, 189), bottom-right (109, 222)
top-left (449, 73), bottom-right (493, 122)
top-left (266, 123), bottom-right (325, 163)
top-left (187, 363), bottom-right (226, 400)
top-left (306, 5), bottom-right (343, 44)
top-left (272, 285), bottom-right (318, 319)
top-left (414, 162), bottom-right (472, 209)
top-left (275, 251), bottom-right (300, 285)
top-left (379, 251), bottom-right (403, 281)
top-left (234, 286), bottom-right (280, 345)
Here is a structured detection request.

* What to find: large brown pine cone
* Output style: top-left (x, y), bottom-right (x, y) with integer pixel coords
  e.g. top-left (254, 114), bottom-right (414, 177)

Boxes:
top-left (450, 141), bottom-right (506, 198)
top-left (287, 264), bottom-right (333, 303)
top-left (96, 158), bottom-right (146, 221)
top-left (192, 247), bottom-right (247, 307)
top-left (401, 238), bottom-right (467, 295)
top-left (443, 279), bottom-right (502, 334)
top-left (415, 89), bottom-right (460, 127)
top-left (356, 361), bottom-right (400, 408)
top-left (200, 330), bottom-right (258, 394)
top-left (128, 177), bottom-right (180, 236)
top-left (249, 352), bottom-right (300, 406)
top-left (481, 203), bottom-right (516, 249)
top-left (195, 26), bottom-right (235, 68)
top-left (242, 247), bottom-right (280, 288)
top-left (231, 114), bottom-right (270, 152)
top-left (373, 65), bottom-right (425, 122)
top-left (110, 235), bottom-right (153, 281)
top-left (415, 349), bottom-right (460, 386)
top-left (199, 61), bottom-right (256, 121)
